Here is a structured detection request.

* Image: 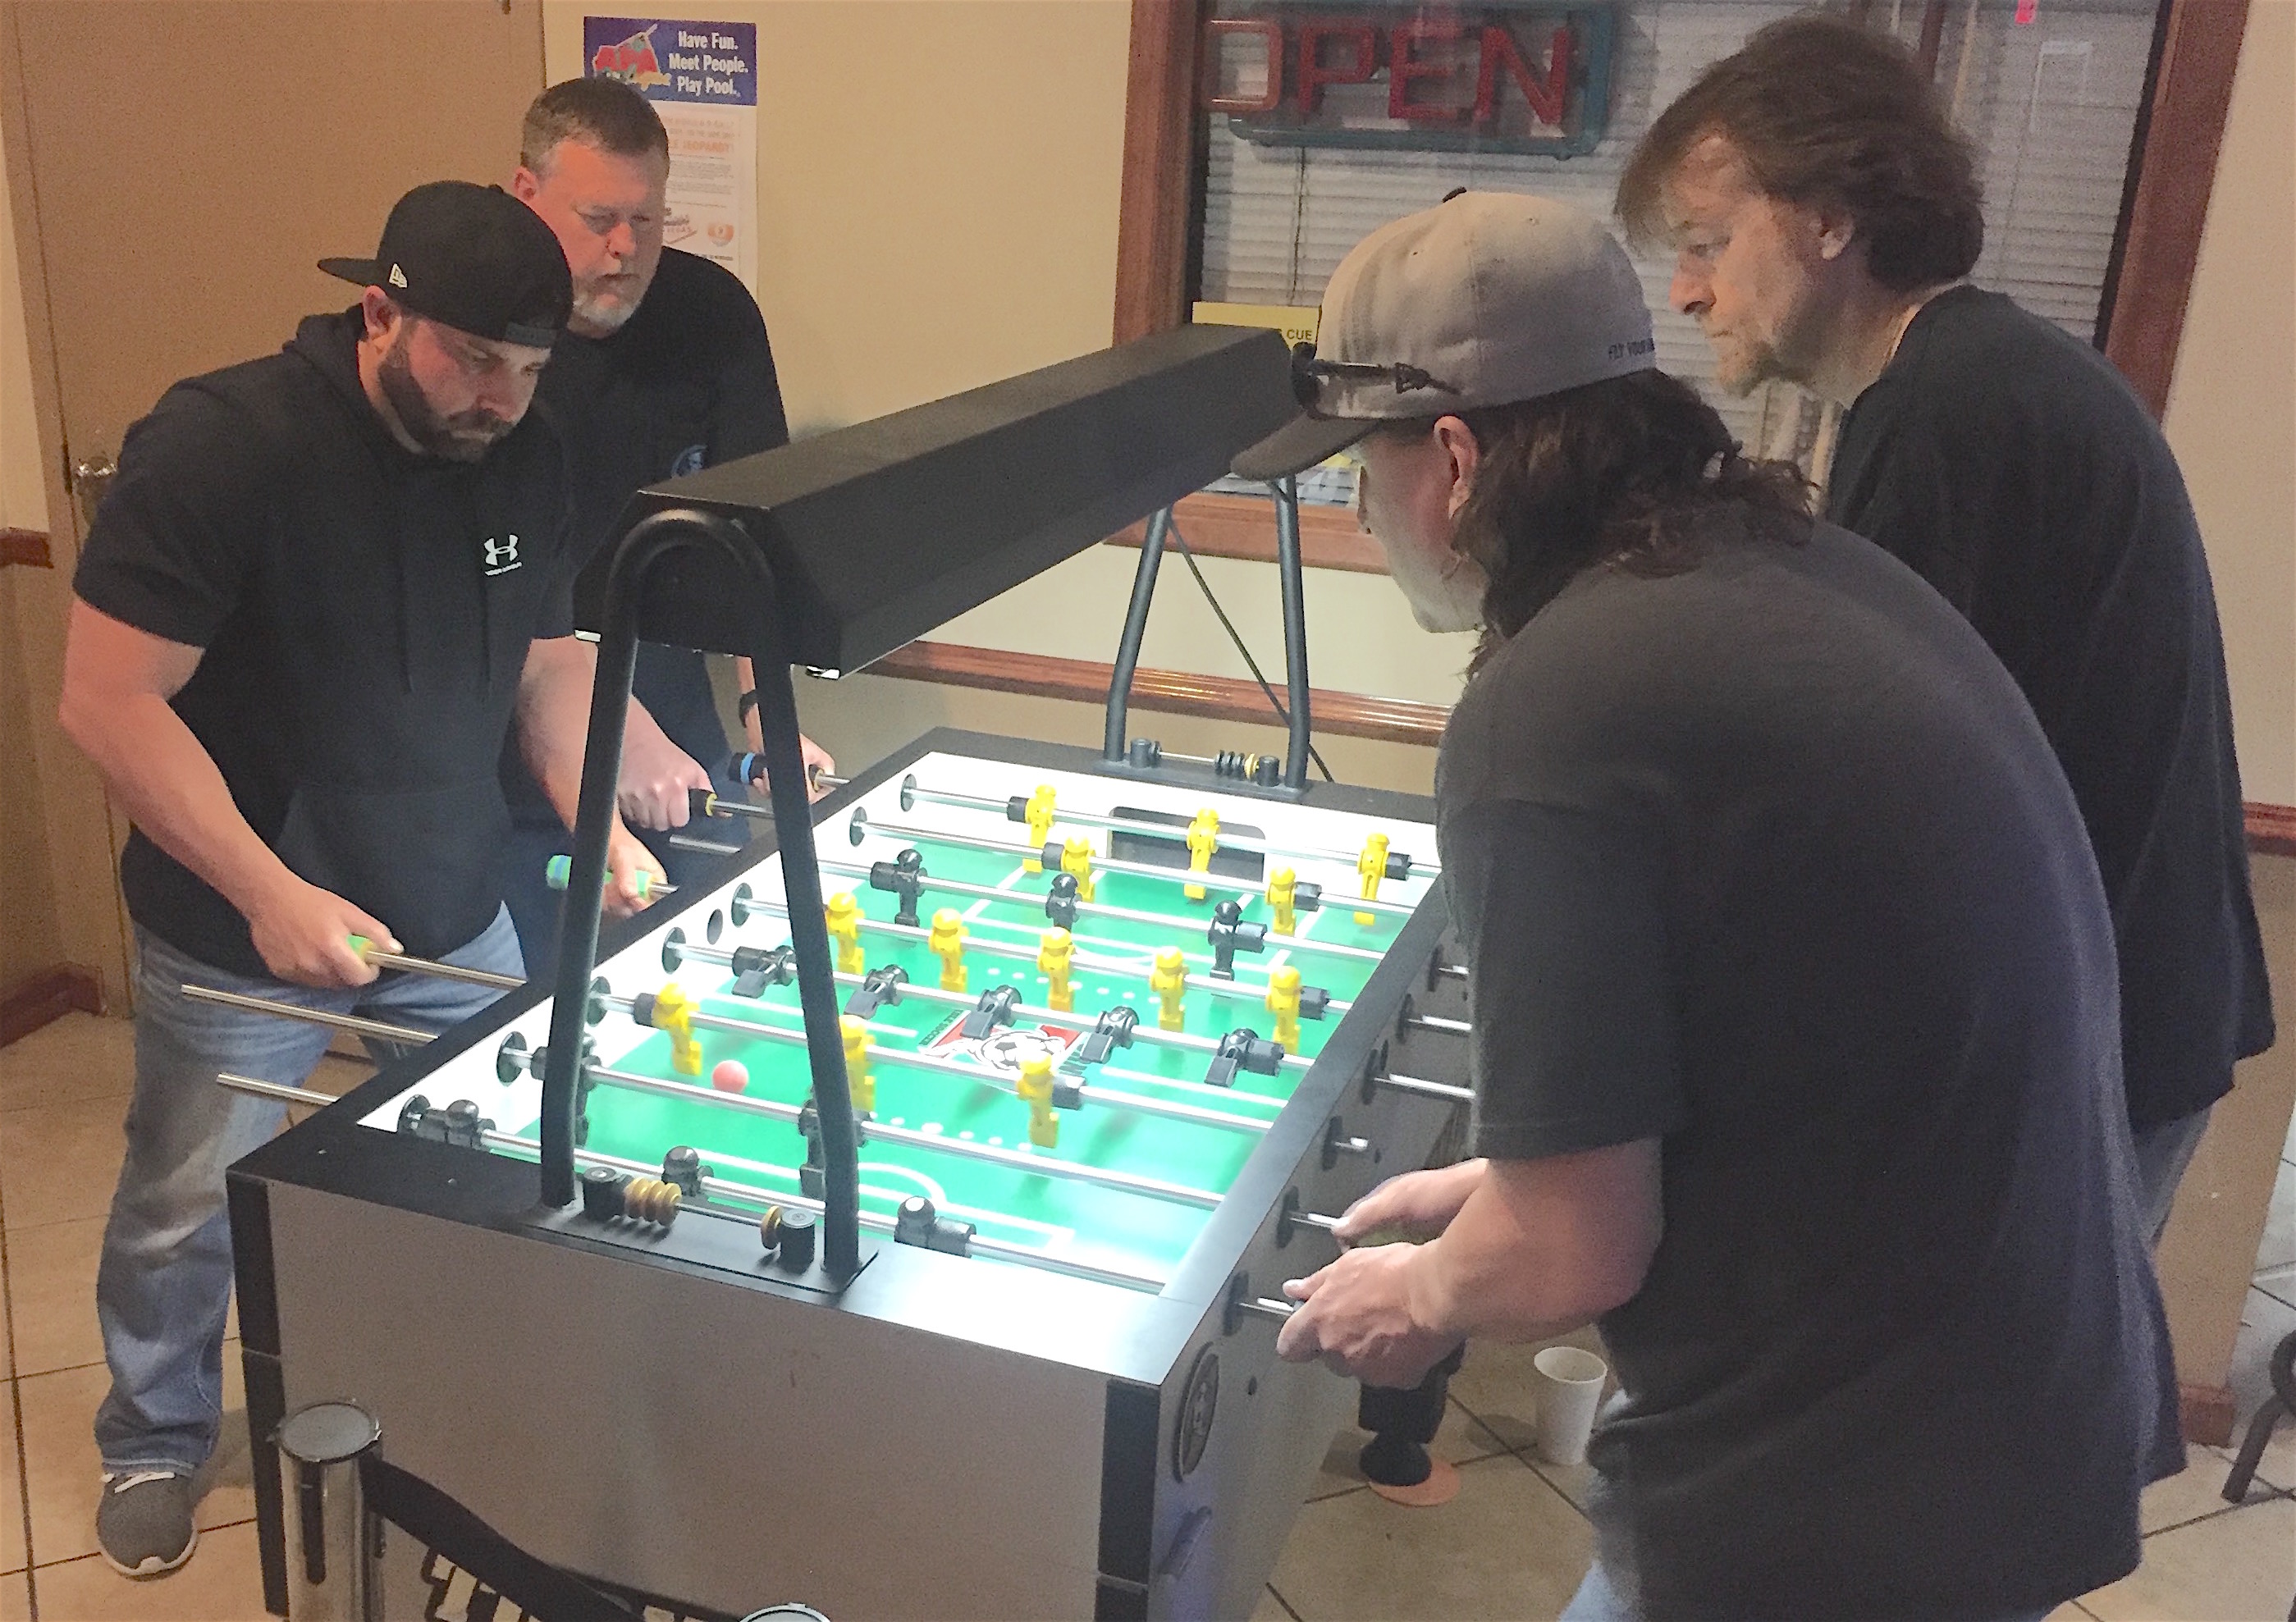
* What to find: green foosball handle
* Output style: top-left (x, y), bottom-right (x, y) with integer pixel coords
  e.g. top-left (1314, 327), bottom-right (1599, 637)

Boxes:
top-left (346, 933), bottom-right (372, 960)
top-left (545, 853), bottom-right (656, 902)
top-left (1349, 1223), bottom-right (1419, 1250)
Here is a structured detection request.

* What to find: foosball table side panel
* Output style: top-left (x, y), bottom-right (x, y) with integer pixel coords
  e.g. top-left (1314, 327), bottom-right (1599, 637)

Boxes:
top-left (251, 1181), bottom-right (1115, 1621)
top-left (1129, 907), bottom-right (1472, 1621)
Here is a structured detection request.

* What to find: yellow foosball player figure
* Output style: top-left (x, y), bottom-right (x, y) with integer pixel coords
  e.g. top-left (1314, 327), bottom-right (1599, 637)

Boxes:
top-left (1060, 834), bottom-right (1098, 902)
top-left (652, 982), bottom-right (702, 1076)
top-left (841, 1014), bottom-right (875, 1113)
top-left (1356, 832), bottom-right (1390, 925)
top-left (929, 907), bottom-right (968, 992)
top-left (1038, 927), bottom-right (1075, 1012)
top-left (1021, 784), bottom-right (1057, 872)
top-left (1269, 868), bottom-right (1299, 935)
top-left (1018, 1053), bottom-right (1060, 1148)
top-left (1152, 945), bottom-right (1188, 1030)
top-left (825, 890), bottom-right (865, 974)
top-left (1186, 808), bottom-right (1219, 902)
top-left (1268, 963), bottom-right (1304, 1053)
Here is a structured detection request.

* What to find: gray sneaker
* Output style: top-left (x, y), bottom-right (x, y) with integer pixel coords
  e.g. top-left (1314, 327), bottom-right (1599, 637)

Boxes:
top-left (96, 1469), bottom-right (197, 1577)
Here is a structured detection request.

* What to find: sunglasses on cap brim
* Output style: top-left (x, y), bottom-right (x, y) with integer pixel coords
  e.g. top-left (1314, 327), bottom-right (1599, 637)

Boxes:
top-left (1288, 340), bottom-right (1461, 409)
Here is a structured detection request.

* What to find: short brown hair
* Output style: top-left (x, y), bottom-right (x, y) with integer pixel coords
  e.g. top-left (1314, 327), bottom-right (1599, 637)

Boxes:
top-left (1615, 13), bottom-right (1983, 292)
top-left (520, 77), bottom-right (669, 173)
top-left (1431, 371), bottom-right (1812, 672)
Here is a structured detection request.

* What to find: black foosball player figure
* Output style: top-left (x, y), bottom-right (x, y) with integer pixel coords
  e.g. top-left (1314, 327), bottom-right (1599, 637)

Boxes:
top-left (1356, 1345), bottom-right (1468, 1507)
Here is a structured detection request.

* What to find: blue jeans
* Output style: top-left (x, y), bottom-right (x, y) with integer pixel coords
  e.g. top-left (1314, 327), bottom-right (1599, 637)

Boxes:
top-left (1561, 1562), bottom-right (2052, 1622)
top-left (94, 910), bottom-right (522, 1476)
top-left (2130, 1104), bottom-right (2212, 1246)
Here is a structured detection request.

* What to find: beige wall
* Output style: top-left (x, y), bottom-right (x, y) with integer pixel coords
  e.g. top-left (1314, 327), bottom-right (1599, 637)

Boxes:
top-left (2154, 0), bottom-right (2296, 1403)
top-left (542, 0), bottom-right (1132, 432)
top-left (2162, 0), bottom-right (2296, 806)
top-left (542, 1), bottom-right (2295, 811)
top-left (538, 0), bottom-right (1467, 797)
top-left (0, 101), bottom-right (62, 989)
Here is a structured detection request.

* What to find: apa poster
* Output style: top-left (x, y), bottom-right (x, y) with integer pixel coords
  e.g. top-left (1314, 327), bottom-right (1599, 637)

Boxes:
top-left (583, 16), bottom-right (759, 293)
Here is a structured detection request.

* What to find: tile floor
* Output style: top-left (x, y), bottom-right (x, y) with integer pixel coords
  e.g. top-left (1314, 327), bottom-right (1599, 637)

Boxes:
top-left (0, 1012), bottom-right (2288, 1620)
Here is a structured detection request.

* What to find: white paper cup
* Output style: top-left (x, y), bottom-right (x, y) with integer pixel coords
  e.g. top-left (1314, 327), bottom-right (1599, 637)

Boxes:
top-left (1531, 1345), bottom-right (1608, 1467)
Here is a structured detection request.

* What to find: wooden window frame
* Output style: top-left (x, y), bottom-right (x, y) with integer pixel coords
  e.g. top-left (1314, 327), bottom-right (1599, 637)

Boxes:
top-left (1086, 0), bottom-right (2252, 637)
top-left (911, 0), bottom-right (2256, 776)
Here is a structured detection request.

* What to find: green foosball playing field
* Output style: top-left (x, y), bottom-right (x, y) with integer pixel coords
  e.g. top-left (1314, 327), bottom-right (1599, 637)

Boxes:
top-left (529, 797), bottom-right (1422, 1289)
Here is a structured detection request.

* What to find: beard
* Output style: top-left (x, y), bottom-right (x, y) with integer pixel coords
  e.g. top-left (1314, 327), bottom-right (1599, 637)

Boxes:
top-left (570, 276), bottom-right (642, 336)
top-left (377, 328), bottom-right (515, 464)
top-left (1708, 299), bottom-right (1823, 399)
top-left (1386, 532), bottom-right (1489, 634)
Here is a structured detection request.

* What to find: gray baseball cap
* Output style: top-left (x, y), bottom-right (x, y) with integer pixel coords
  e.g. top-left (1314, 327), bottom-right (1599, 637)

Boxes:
top-left (1232, 192), bottom-right (1658, 481)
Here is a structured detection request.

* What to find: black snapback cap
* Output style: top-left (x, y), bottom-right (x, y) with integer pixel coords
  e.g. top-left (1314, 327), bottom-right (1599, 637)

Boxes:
top-left (320, 180), bottom-right (571, 349)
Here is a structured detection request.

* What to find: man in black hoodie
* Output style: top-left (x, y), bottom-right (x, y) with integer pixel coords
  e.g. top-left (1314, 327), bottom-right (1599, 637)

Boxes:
top-left (58, 181), bottom-right (660, 1579)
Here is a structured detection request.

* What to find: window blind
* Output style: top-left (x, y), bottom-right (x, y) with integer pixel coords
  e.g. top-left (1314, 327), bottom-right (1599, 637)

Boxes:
top-left (1198, 0), bottom-right (2157, 500)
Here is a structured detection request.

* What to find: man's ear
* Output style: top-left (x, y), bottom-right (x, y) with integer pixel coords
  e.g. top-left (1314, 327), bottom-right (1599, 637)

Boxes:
top-left (509, 165), bottom-right (542, 205)
top-left (1434, 416), bottom-right (1481, 519)
top-left (358, 286), bottom-right (402, 345)
top-left (1811, 202), bottom-right (1858, 263)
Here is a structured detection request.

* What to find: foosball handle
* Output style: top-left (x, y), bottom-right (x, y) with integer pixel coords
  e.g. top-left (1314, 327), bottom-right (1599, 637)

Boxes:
top-left (545, 853), bottom-right (663, 901)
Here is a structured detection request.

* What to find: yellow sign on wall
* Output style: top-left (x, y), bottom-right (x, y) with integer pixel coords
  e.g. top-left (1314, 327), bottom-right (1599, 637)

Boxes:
top-left (1191, 301), bottom-right (1320, 350)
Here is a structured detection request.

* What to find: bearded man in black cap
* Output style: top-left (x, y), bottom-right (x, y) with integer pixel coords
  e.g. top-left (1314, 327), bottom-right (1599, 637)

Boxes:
top-left (58, 180), bottom-right (663, 1579)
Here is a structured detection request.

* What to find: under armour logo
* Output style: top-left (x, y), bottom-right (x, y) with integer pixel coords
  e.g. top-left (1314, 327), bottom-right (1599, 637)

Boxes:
top-left (388, 263), bottom-right (409, 289)
top-left (483, 534), bottom-right (521, 575)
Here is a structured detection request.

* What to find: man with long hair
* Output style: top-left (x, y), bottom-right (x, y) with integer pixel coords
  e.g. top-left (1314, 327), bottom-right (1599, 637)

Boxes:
top-left (1259, 194), bottom-right (2176, 1619)
top-left (1618, 14), bottom-right (2270, 1241)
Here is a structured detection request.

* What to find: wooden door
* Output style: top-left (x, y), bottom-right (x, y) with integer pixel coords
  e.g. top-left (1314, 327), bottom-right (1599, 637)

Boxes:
top-left (2, 1), bottom-right (545, 1006)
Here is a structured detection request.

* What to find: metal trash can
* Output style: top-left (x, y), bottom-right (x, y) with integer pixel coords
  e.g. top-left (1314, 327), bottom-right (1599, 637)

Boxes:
top-left (277, 1401), bottom-right (382, 1621)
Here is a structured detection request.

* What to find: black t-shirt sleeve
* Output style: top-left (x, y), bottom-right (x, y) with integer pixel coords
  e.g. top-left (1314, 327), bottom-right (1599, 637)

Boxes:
top-left (71, 386), bottom-right (269, 647)
top-left (527, 407), bottom-right (579, 642)
top-left (703, 278), bottom-right (789, 463)
top-left (1448, 797), bottom-right (1685, 1159)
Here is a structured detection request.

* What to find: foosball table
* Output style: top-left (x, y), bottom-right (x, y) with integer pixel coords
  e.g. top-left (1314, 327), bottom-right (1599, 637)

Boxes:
top-left (227, 325), bottom-right (1478, 1620)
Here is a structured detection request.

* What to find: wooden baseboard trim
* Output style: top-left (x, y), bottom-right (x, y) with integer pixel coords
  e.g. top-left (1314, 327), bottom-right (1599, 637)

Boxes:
top-left (1107, 492), bottom-right (1388, 575)
top-left (2243, 802), bottom-right (2296, 859)
top-left (865, 639), bottom-right (1452, 747)
top-left (0, 526), bottom-right (53, 569)
top-left (0, 965), bottom-right (104, 1049)
top-left (2179, 1380), bottom-right (2237, 1447)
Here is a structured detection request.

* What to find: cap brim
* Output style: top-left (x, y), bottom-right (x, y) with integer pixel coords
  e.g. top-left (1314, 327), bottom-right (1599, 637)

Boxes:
top-left (317, 257), bottom-right (382, 287)
top-left (1230, 411), bottom-right (1374, 482)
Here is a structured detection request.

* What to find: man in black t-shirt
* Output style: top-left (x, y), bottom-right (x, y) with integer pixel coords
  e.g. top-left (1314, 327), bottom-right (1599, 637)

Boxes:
top-left (501, 76), bottom-right (833, 975)
top-left (59, 184), bottom-right (666, 1580)
top-left (1619, 14), bottom-right (2271, 1241)
top-left (1249, 193), bottom-right (2176, 1618)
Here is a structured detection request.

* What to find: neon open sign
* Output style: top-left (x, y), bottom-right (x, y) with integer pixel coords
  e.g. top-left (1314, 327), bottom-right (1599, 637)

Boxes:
top-left (1205, 4), bottom-right (1615, 157)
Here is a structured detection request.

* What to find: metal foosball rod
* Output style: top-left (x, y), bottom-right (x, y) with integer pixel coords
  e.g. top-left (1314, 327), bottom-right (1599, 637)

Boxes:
top-left (659, 933), bottom-right (1292, 1109)
top-left (179, 985), bottom-right (434, 1047)
top-left (811, 853), bottom-right (1384, 968)
top-left (211, 1074), bottom-right (1168, 1294)
top-left (1397, 1006), bottom-right (1472, 1040)
top-left (732, 893), bottom-right (1331, 1011)
top-left (586, 989), bottom-right (1270, 1138)
top-left (1375, 1070), bottom-right (1475, 1104)
top-left (345, 936), bottom-right (524, 992)
top-left (845, 808), bottom-right (1419, 921)
top-left (543, 854), bottom-right (678, 900)
top-left (886, 773), bottom-right (1442, 880)
top-left (529, 1049), bottom-right (1226, 1210)
top-left (665, 922), bottom-right (1312, 1077)
top-left (627, 1145), bottom-right (1169, 1293)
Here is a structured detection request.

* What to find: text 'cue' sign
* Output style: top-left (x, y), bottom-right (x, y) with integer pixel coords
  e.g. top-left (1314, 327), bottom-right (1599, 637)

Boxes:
top-left (1205, 3), bottom-right (1615, 157)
